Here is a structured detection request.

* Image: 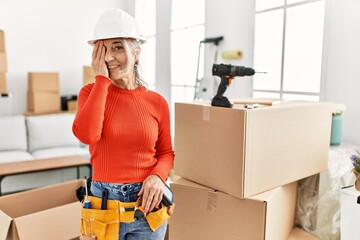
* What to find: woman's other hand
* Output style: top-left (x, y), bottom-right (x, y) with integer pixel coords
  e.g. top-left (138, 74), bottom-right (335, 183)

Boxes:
top-left (138, 175), bottom-right (165, 213)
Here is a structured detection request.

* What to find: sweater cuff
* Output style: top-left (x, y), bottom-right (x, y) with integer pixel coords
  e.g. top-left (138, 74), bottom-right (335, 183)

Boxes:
top-left (95, 75), bottom-right (112, 86)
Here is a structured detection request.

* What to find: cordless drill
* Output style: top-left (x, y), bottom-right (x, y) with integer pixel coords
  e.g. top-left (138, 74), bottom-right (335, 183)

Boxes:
top-left (211, 63), bottom-right (255, 108)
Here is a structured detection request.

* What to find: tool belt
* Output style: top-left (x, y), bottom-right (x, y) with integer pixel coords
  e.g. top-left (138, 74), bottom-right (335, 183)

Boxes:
top-left (80, 196), bottom-right (175, 240)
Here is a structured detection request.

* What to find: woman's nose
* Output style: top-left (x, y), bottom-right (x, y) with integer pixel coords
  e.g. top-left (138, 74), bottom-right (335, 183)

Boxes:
top-left (104, 50), bottom-right (114, 62)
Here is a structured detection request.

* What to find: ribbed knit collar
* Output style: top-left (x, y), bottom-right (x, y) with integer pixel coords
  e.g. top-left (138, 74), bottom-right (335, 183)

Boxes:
top-left (109, 84), bottom-right (145, 94)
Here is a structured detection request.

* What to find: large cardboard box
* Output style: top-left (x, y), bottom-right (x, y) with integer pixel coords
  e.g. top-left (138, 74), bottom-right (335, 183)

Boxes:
top-left (0, 180), bottom-right (83, 240)
top-left (83, 66), bottom-right (95, 85)
top-left (0, 72), bottom-right (6, 93)
top-left (27, 91), bottom-right (60, 113)
top-left (170, 178), bottom-right (297, 240)
top-left (0, 30), bottom-right (5, 52)
top-left (340, 185), bottom-right (360, 240)
top-left (175, 101), bottom-right (332, 199)
top-left (28, 72), bottom-right (59, 92)
top-left (0, 52), bottom-right (7, 72)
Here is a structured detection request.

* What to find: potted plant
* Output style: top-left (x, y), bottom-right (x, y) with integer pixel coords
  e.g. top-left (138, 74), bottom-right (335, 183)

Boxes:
top-left (350, 150), bottom-right (360, 191)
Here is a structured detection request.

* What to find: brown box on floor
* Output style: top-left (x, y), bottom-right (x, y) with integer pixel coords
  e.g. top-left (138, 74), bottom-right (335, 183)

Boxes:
top-left (0, 52), bottom-right (7, 72)
top-left (67, 99), bottom-right (78, 112)
top-left (0, 30), bottom-right (5, 52)
top-left (83, 66), bottom-right (95, 85)
top-left (0, 180), bottom-right (83, 240)
top-left (0, 73), bottom-right (6, 93)
top-left (175, 101), bottom-right (332, 199)
top-left (27, 91), bottom-right (61, 113)
top-left (169, 178), bottom-right (297, 240)
top-left (28, 72), bottom-right (60, 92)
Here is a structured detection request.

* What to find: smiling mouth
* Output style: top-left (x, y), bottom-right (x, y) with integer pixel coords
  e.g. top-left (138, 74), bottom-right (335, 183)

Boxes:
top-left (108, 65), bottom-right (120, 69)
top-left (108, 65), bottom-right (121, 73)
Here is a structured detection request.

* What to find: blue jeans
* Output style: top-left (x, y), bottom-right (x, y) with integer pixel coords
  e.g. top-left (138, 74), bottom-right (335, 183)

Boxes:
top-left (91, 181), bottom-right (167, 240)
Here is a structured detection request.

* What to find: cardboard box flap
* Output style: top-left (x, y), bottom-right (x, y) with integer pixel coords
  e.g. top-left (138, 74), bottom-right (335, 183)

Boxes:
top-left (0, 180), bottom-right (82, 218)
top-left (0, 210), bottom-right (12, 240)
top-left (14, 202), bottom-right (81, 240)
top-left (233, 98), bottom-right (283, 106)
top-left (171, 177), bottom-right (211, 191)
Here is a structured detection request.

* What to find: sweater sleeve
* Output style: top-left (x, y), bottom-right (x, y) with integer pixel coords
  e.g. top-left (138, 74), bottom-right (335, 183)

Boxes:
top-left (72, 75), bottom-right (112, 144)
top-left (150, 97), bottom-right (175, 182)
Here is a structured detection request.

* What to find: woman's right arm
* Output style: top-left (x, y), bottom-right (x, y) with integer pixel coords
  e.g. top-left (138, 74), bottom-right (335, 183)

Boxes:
top-left (72, 76), bottom-right (111, 144)
top-left (72, 41), bottom-right (110, 144)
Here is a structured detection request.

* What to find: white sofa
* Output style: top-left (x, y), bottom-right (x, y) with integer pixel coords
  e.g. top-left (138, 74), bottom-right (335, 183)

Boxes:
top-left (0, 113), bottom-right (89, 194)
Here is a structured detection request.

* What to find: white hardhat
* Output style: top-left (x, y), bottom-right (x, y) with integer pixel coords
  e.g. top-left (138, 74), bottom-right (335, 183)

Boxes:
top-left (88, 8), bottom-right (146, 45)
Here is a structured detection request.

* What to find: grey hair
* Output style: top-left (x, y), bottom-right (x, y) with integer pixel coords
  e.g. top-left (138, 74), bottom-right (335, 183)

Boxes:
top-left (121, 39), bottom-right (148, 89)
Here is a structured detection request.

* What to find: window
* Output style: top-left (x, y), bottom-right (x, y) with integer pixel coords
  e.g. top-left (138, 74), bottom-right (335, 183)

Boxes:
top-left (170, 0), bottom-right (205, 106)
top-left (253, 0), bottom-right (325, 101)
top-left (135, 0), bottom-right (156, 90)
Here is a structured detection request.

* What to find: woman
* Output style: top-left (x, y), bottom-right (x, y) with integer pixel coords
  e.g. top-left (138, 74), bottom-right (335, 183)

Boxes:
top-left (72, 9), bottom-right (174, 240)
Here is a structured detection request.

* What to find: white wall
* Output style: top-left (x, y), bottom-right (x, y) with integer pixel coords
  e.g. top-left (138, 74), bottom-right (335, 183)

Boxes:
top-left (205, 0), bottom-right (255, 99)
top-left (0, 0), bottom-right (131, 114)
top-left (323, 0), bottom-right (360, 144)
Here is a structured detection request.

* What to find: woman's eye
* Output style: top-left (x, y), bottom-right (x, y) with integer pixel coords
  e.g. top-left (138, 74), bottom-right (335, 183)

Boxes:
top-left (114, 46), bottom-right (124, 51)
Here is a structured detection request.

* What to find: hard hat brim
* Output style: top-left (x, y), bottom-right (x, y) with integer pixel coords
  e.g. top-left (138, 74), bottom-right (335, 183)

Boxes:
top-left (87, 37), bottom-right (146, 46)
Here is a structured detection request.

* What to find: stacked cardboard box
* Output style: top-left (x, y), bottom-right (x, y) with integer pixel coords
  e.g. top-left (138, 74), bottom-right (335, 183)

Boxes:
top-left (0, 30), bottom-right (7, 93)
top-left (27, 72), bottom-right (61, 113)
top-left (0, 179), bottom-right (83, 240)
top-left (83, 66), bottom-right (95, 85)
top-left (171, 100), bottom-right (332, 240)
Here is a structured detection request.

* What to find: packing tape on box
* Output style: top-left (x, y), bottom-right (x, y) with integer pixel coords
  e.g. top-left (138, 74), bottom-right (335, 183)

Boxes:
top-left (221, 50), bottom-right (242, 60)
top-left (202, 106), bottom-right (211, 121)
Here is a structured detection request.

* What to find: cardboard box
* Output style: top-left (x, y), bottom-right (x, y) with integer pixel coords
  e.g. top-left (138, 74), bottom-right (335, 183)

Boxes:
top-left (0, 72), bottom-right (6, 93)
top-left (340, 186), bottom-right (360, 240)
top-left (27, 91), bottom-right (60, 113)
top-left (169, 178), bottom-right (297, 240)
top-left (28, 72), bottom-right (59, 92)
top-left (287, 227), bottom-right (319, 240)
top-left (0, 30), bottom-right (5, 52)
top-left (0, 52), bottom-right (7, 72)
top-left (67, 99), bottom-right (78, 112)
top-left (0, 180), bottom-right (83, 240)
top-left (175, 101), bottom-right (332, 199)
top-left (83, 66), bottom-right (95, 85)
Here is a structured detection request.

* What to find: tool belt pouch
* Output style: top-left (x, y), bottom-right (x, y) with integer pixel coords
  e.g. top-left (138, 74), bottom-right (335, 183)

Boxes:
top-left (81, 196), bottom-right (120, 240)
top-left (146, 203), bottom-right (174, 231)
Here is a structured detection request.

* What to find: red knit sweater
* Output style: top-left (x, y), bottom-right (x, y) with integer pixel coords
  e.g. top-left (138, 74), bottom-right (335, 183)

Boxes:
top-left (72, 76), bottom-right (174, 183)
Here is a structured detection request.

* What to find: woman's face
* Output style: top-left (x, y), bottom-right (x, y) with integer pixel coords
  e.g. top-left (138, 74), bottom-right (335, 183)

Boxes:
top-left (103, 38), bottom-right (128, 80)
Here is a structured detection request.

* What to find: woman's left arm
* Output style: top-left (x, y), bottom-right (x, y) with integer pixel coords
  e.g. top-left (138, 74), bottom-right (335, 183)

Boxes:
top-left (139, 97), bottom-right (175, 212)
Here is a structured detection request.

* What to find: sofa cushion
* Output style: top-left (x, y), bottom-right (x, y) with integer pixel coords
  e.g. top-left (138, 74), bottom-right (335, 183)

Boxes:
top-left (31, 146), bottom-right (90, 159)
top-left (0, 151), bottom-right (34, 163)
top-left (26, 113), bottom-right (80, 152)
top-left (0, 115), bottom-right (28, 151)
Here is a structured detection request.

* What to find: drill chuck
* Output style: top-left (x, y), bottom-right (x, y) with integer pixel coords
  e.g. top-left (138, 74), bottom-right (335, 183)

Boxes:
top-left (212, 63), bottom-right (255, 77)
